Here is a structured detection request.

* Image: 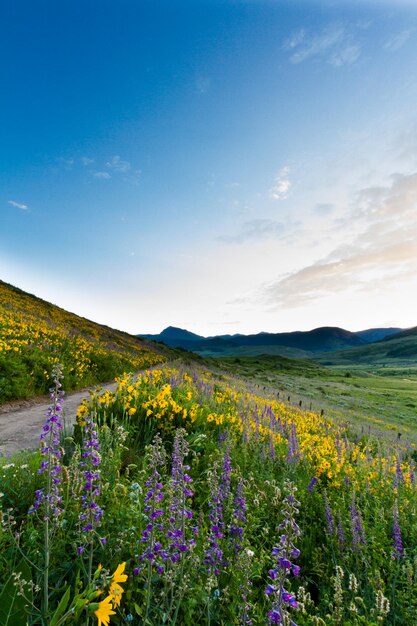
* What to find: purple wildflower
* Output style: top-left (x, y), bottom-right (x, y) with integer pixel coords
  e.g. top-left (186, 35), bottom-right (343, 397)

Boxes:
top-left (337, 514), bottom-right (346, 552)
top-left (323, 491), bottom-right (335, 536)
top-left (350, 493), bottom-right (366, 552)
top-left (393, 457), bottom-right (405, 490)
top-left (29, 363), bottom-right (64, 519)
top-left (166, 429), bottom-right (196, 563)
top-left (78, 413), bottom-right (103, 551)
top-left (269, 435), bottom-right (276, 462)
top-left (392, 500), bottom-right (403, 560)
top-left (286, 423), bottom-right (300, 465)
top-left (265, 481), bottom-right (300, 626)
top-left (134, 435), bottom-right (167, 576)
top-left (307, 477), bottom-right (318, 493)
top-left (204, 450), bottom-right (232, 576)
top-left (230, 477), bottom-right (246, 554)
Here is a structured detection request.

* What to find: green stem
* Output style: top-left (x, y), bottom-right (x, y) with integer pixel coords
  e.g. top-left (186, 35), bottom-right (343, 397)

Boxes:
top-left (144, 501), bottom-right (155, 624)
top-left (43, 509), bottom-right (49, 623)
top-left (171, 555), bottom-right (185, 626)
top-left (207, 594), bottom-right (210, 626)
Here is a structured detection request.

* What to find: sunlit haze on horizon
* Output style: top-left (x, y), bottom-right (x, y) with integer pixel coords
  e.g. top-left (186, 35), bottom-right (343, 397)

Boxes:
top-left (2, 0), bottom-right (417, 336)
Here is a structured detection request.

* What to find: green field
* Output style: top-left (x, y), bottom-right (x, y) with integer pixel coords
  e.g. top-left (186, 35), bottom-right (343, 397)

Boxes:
top-left (212, 355), bottom-right (417, 444)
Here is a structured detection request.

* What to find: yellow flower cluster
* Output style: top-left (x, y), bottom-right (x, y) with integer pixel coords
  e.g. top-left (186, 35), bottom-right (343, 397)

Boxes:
top-left (82, 365), bottom-right (415, 498)
top-left (94, 562), bottom-right (128, 626)
top-left (0, 281), bottom-right (166, 382)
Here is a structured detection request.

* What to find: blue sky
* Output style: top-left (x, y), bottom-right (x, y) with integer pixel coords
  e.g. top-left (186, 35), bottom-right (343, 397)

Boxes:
top-left (2, 0), bottom-right (417, 335)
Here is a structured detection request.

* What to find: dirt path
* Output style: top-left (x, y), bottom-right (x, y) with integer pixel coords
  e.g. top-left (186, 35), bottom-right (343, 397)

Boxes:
top-left (0, 380), bottom-right (121, 457)
top-left (0, 360), bottom-right (181, 457)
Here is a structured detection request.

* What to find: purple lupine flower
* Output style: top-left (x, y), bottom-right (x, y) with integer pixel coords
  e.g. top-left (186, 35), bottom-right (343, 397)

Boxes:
top-left (265, 481), bottom-right (300, 626)
top-left (350, 493), bottom-right (366, 552)
top-left (269, 435), bottom-right (276, 462)
top-left (393, 457), bottom-right (405, 490)
top-left (307, 477), bottom-right (318, 493)
top-left (324, 491), bottom-right (335, 536)
top-left (337, 514), bottom-right (346, 552)
top-left (29, 363), bottom-right (64, 518)
top-left (230, 477), bottom-right (246, 554)
top-left (204, 450), bottom-right (232, 576)
top-left (134, 435), bottom-right (167, 576)
top-left (409, 464), bottom-right (415, 485)
top-left (392, 500), bottom-right (403, 560)
top-left (78, 413), bottom-right (103, 551)
top-left (218, 430), bottom-right (229, 446)
top-left (286, 422), bottom-right (300, 465)
top-left (166, 429), bottom-right (196, 564)
top-left (220, 449), bottom-right (232, 503)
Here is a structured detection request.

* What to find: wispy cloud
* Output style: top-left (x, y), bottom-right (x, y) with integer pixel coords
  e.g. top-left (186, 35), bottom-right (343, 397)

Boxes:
top-left (56, 157), bottom-right (74, 169)
top-left (270, 166), bottom-right (291, 200)
top-left (92, 171), bottom-right (111, 179)
top-left (106, 155), bottom-right (131, 173)
top-left (56, 153), bottom-right (140, 183)
top-left (195, 76), bottom-right (211, 94)
top-left (8, 200), bottom-right (29, 210)
top-left (81, 156), bottom-right (95, 166)
top-left (261, 171), bottom-right (417, 308)
top-left (314, 203), bottom-right (334, 215)
top-left (385, 30), bottom-right (412, 51)
top-left (283, 25), bottom-right (361, 67)
top-left (220, 219), bottom-right (287, 243)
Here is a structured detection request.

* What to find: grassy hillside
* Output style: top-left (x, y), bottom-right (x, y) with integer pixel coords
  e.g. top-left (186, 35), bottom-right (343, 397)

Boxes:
top-left (316, 326), bottom-right (417, 365)
top-left (214, 355), bottom-right (417, 443)
top-left (0, 280), bottom-right (169, 402)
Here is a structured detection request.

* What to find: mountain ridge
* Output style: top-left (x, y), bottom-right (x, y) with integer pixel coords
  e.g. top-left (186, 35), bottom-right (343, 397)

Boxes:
top-left (139, 325), bottom-right (405, 358)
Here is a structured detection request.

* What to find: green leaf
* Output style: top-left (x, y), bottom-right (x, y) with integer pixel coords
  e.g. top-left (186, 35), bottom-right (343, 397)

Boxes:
top-left (49, 586), bottom-right (71, 626)
top-left (0, 559), bottom-right (32, 626)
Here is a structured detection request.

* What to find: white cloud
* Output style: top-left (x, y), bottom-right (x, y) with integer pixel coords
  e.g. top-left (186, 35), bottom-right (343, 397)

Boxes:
top-left (195, 76), bottom-right (211, 94)
top-left (220, 219), bottom-right (287, 243)
top-left (284, 25), bottom-right (361, 67)
top-left (56, 157), bottom-right (74, 169)
top-left (329, 43), bottom-right (361, 67)
top-left (106, 155), bottom-right (131, 173)
top-left (8, 200), bottom-right (29, 210)
top-left (81, 156), bottom-right (95, 166)
top-left (270, 166), bottom-right (291, 200)
top-left (284, 29), bottom-right (306, 50)
top-left (385, 30), bottom-right (412, 51)
top-left (92, 171), bottom-right (111, 179)
top-left (262, 170), bottom-right (417, 309)
top-left (314, 203), bottom-right (334, 215)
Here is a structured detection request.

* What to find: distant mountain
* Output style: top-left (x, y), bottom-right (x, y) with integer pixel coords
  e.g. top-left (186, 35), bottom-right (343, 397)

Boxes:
top-left (142, 326), bottom-right (204, 347)
top-left (138, 325), bottom-right (403, 358)
top-left (355, 328), bottom-right (402, 343)
top-left (316, 326), bottom-right (417, 365)
top-left (225, 327), bottom-right (365, 352)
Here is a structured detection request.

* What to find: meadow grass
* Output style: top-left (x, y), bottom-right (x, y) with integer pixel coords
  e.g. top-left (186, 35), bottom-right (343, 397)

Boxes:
top-left (214, 356), bottom-right (417, 445)
top-left (1, 362), bottom-right (417, 625)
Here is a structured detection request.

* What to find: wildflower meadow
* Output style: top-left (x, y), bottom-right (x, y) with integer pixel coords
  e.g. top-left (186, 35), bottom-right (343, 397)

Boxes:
top-left (1, 361), bottom-right (417, 625)
top-left (0, 280), bottom-right (167, 402)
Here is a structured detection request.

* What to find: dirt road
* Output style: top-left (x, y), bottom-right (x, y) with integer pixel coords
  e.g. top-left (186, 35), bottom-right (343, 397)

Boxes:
top-left (0, 380), bottom-right (119, 457)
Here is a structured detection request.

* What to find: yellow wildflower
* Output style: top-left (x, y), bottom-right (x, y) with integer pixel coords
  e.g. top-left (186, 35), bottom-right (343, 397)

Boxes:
top-left (94, 595), bottom-right (116, 626)
top-left (112, 561), bottom-right (128, 584)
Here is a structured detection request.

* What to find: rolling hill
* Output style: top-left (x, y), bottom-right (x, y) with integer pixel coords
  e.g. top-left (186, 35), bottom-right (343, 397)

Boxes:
top-left (316, 326), bottom-right (417, 365)
top-left (0, 279), bottom-right (170, 402)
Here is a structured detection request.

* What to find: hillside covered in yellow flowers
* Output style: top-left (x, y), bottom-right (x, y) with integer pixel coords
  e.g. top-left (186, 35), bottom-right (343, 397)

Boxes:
top-left (0, 280), bottom-right (168, 402)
